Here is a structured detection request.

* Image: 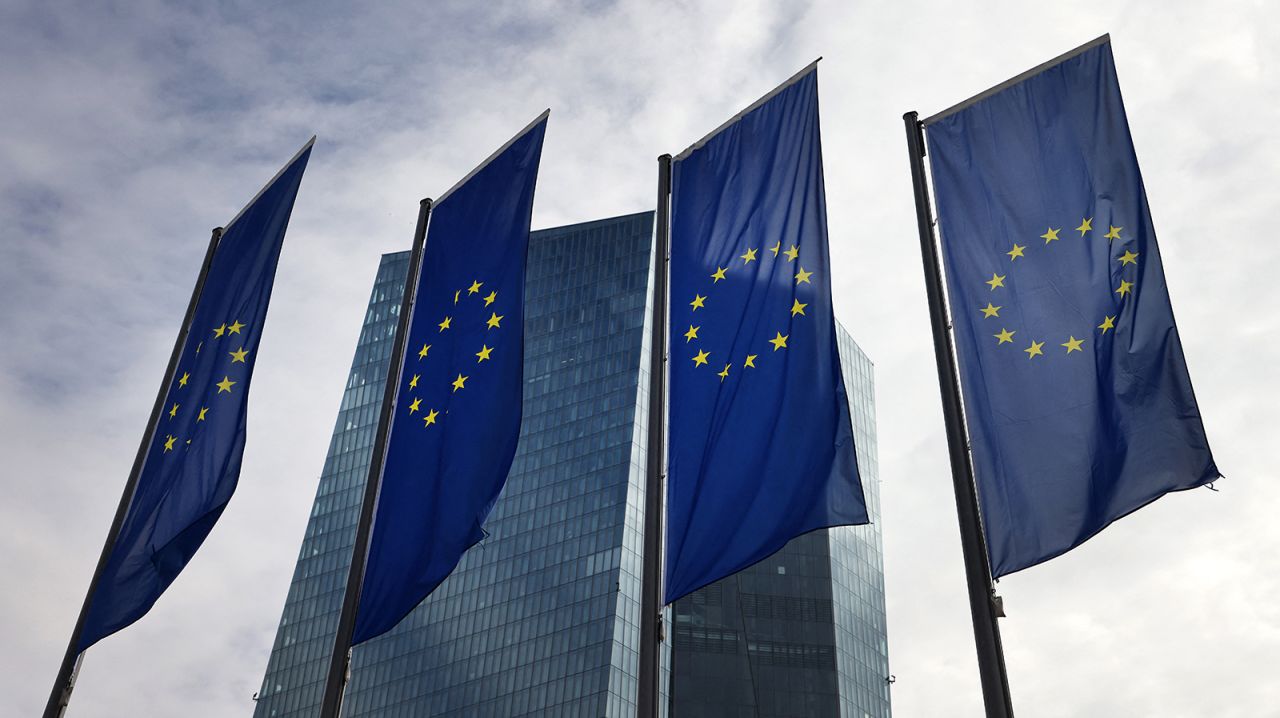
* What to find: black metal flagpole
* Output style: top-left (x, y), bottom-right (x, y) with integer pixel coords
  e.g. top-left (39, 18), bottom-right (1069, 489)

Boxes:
top-left (637, 154), bottom-right (671, 718)
top-left (318, 197), bottom-right (432, 718)
top-left (43, 226), bottom-right (224, 718)
top-left (903, 111), bottom-right (1015, 718)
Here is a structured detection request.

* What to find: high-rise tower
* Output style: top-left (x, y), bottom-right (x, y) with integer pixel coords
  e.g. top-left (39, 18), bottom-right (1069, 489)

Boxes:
top-left (253, 212), bottom-right (890, 716)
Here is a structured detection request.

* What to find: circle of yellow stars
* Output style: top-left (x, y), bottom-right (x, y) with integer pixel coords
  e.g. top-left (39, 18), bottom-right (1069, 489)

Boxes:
top-left (404, 280), bottom-right (504, 428)
top-left (161, 319), bottom-right (251, 454)
top-left (685, 240), bottom-right (811, 382)
top-left (979, 216), bottom-right (1136, 361)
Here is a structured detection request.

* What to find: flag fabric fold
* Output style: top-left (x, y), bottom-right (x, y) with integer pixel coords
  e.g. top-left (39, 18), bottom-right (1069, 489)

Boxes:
top-left (924, 38), bottom-right (1219, 577)
top-left (79, 140), bottom-right (312, 650)
top-left (664, 68), bottom-right (867, 605)
top-left (353, 114), bottom-right (547, 644)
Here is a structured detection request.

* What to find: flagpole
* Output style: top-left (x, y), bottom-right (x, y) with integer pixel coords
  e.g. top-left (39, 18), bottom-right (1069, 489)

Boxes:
top-left (43, 226), bottom-right (224, 718)
top-left (902, 112), bottom-right (1014, 717)
top-left (637, 154), bottom-right (672, 718)
top-left (318, 197), bottom-right (432, 718)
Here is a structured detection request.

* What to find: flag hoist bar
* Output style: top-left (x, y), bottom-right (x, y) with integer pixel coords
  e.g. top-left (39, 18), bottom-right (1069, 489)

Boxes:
top-left (318, 197), bottom-right (433, 718)
top-left (636, 153), bottom-right (672, 718)
top-left (902, 111), bottom-right (1014, 718)
top-left (43, 227), bottom-right (225, 718)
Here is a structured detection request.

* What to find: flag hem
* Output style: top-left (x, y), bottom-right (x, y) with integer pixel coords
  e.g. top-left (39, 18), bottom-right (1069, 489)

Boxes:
top-left (664, 514), bottom-right (872, 606)
top-left (434, 110), bottom-right (551, 206)
top-left (672, 59), bottom-right (821, 162)
top-left (922, 34), bottom-right (1110, 126)
top-left (223, 136), bottom-right (316, 232)
top-left (991, 464), bottom-right (1221, 579)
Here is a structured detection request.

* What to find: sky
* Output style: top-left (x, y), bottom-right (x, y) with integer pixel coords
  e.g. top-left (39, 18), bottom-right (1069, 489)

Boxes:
top-left (1, 1), bottom-right (1276, 716)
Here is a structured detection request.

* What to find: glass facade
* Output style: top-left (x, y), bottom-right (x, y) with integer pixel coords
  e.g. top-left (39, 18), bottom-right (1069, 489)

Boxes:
top-left (253, 211), bottom-right (888, 717)
top-left (254, 212), bottom-right (654, 717)
top-left (670, 325), bottom-right (891, 717)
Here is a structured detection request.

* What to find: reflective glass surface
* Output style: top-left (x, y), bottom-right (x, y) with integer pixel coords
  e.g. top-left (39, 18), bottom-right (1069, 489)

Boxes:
top-left (253, 213), bottom-right (889, 717)
top-left (254, 212), bottom-right (654, 717)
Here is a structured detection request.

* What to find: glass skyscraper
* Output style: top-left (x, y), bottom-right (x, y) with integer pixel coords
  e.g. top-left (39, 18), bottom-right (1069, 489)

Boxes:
top-left (253, 212), bottom-right (889, 716)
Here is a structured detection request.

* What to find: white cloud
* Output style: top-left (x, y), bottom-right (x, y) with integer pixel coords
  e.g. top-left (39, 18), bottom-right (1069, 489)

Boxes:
top-left (1, 1), bottom-right (1276, 715)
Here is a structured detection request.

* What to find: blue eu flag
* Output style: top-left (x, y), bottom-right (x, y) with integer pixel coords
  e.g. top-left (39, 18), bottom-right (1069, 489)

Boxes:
top-left (353, 113), bottom-right (547, 643)
top-left (79, 139), bottom-right (313, 650)
top-left (664, 68), bottom-right (868, 604)
top-left (925, 37), bottom-right (1219, 578)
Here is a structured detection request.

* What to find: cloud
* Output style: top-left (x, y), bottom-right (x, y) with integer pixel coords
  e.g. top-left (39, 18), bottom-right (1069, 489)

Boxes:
top-left (1, 1), bottom-right (1276, 716)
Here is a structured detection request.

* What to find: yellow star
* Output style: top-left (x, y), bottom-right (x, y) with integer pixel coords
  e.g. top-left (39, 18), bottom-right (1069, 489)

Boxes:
top-left (418, 343), bottom-right (431, 359)
top-left (1076, 217), bottom-right (1093, 236)
top-left (692, 349), bottom-right (710, 367)
top-left (483, 290), bottom-right (497, 306)
top-left (213, 323), bottom-right (226, 338)
top-left (1116, 280), bottom-right (1134, 297)
top-left (197, 407), bottom-right (208, 422)
top-left (178, 372), bottom-right (190, 388)
top-left (783, 245), bottom-right (799, 262)
top-left (981, 303), bottom-right (1001, 318)
top-left (986, 273), bottom-right (1006, 290)
top-left (227, 321), bottom-right (245, 335)
top-left (438, 316), bottom-right (452, 331)
top-left (163, 435), bottom-right (176, 453)
top-left (476, 345), bottom-right (493, 362)
top-left (744, 354), bottom-right (757, 369)
top-left (216, 376), bottom-right (235, 393)
top-left (1007, 244), bottom-right (1025, 260)
top-left (409, 373), bottom-right (419, 389)
top-left (740, 247), bottom-right (758, 264)
top-left (229, 347), bottom-right (248, 363)
top-left (711, 266), bottom-right (727, 283)
top-left (424, 409), bottom-right (439, 426)
top-left (769, 332), bottom-right (788, 351)
top-left (794, 266), bottom-right (813, 284)
top-left (790, 299), bottom-right (807, 317)
top-left (454, 290), bottom-right (460, 304)
top-left (994, 328), bottom-right (1015, 344)
top-left (1041, 227), bottom-right (1061, 244)
top-left (1024, 340), bottom-right (1045, 359)
top-left (690, 294), bottom-right (706, 310)
top-left (769, 241), bottom-right (781, 257)
top-left (1062, 336), bottom-right (1084, 353)
top-left (408, 398), bottom-right (421, 414)
top-left (684, 325), bottom-right (699, 342)
top-left (185, 439), bottom-right (191, 447)
top-left (1118, 250), bottom-right (1139, 266)
top-left (718, 363), bottom-right (730, 382)
top-left (1098, 315), bottom-right (1116, 333)
top-left (486, 312), bottom-right (504, 329)
top-left (452, 374), bottom-right (468, 392)
top-left (468, 280), bottom-right (483, 295)
top-left (1104, 226), bottom-right (1123, 241)
top-left (169, 402), bottom-right (179, 419)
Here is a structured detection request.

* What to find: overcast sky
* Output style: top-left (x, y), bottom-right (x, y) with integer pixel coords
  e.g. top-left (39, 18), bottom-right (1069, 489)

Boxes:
top-left (2, 1), bottom-right (1277, 716)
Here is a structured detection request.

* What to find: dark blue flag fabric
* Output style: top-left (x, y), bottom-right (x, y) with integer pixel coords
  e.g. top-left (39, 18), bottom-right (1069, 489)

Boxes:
top-left (664, 68), bottom-right (868, 604)
top-left (925, 37), bottom-right (1219, 578)
top-left (353, 114), bottom-right (547, 644)
top-left (79, 140), bottom-right (312, 650)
